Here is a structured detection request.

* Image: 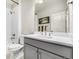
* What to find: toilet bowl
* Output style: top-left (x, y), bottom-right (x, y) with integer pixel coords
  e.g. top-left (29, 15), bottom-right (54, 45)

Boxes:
top-left (7, 43), bottom-right (24, 59)
top-left (6, 36), bottom-right (24, 59)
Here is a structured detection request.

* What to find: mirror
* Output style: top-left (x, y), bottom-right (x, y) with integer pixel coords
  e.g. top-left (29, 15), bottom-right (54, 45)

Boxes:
top-left (34, 0), bottom-right (73, 33)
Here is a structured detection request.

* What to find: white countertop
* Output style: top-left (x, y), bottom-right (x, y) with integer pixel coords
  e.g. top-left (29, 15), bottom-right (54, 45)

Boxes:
top-left (22, 33), bottom-right (73, 47)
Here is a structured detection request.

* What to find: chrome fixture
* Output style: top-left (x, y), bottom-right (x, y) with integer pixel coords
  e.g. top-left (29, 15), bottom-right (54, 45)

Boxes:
top-left (49, 31), bottom-right (53, 36)
top-left (68, 1), bottom-right (73, 5)
top-left (11, 0), bottom-right (19, 5)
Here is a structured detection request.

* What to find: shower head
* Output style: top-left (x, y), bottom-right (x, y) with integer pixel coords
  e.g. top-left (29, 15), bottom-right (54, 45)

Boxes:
top-left (11, 0), bottom-right (19, 5)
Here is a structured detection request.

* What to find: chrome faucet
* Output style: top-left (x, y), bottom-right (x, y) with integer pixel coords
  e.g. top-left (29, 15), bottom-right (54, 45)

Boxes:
top-left (49, 31), bottom-right (53, 36)
top-left (18, 38), bottom-right (20, 44)
top-left (49, 32), bottom-right (51, 36)
top-left (11, 34), bottom-right (15, 44)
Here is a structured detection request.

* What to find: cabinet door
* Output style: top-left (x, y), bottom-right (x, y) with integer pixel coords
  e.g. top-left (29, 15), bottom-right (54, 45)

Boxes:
top-left (39, 50), bottom-right (64, 59)
top-left (24, 44), bottom-right (37, 59)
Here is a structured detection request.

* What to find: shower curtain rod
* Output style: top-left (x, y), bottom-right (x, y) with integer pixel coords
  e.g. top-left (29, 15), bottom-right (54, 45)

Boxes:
top-left (11, 0), bottom-right (19, 5)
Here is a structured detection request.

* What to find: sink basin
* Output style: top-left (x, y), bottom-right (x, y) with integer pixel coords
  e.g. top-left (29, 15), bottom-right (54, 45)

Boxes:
top-left (7, 43), bottom-right (23, 52)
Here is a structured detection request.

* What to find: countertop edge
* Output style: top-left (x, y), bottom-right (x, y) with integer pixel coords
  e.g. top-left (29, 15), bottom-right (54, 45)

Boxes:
top-left (23, 36), bottom-right (73, 48)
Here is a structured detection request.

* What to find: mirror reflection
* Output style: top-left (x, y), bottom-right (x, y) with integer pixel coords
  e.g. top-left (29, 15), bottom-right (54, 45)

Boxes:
top-left (34, 0), bottom-right (73, 33)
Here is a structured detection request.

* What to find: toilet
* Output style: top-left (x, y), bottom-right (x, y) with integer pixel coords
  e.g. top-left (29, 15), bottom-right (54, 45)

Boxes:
top-left (6, 36), bottom-right (24, 59)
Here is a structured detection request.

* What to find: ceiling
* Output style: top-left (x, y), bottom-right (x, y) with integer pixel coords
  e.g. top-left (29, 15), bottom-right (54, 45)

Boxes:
top-left (35, 0), bottom-right (67, 12)
top-left (6, 0), bottom-right (67, 10)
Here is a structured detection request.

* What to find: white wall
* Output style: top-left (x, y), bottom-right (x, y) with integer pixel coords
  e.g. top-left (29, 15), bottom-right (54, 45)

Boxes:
top-left (37, 1), bottom-right (67, 32)
top-left (6, 6), bottom-right (20, 44)
top-left (6, 8), bottom-right (12, 43)
top-left (6, 4), bottom-right (22, 44)
top-left (11, 6), bottom-right (19, 43)
top-left (21, 0), bottom-right (35, 34)
top-left (7, 0), bottom-right (36, 43)
top-left (6, 0), bottom-right (22, 44)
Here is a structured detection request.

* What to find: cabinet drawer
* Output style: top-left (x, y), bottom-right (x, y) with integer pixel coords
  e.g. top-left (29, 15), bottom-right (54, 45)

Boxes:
top-left (24, 37), bottom-right (73, 59)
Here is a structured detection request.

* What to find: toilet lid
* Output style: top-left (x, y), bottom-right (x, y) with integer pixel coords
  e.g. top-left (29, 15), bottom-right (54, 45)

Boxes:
top-left (8, 44), bottom-right (23, 52)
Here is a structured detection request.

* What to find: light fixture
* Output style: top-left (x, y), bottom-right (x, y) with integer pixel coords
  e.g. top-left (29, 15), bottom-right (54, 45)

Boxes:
top-left (36, 0), bottom-right (43, 4)
top-left (38, 0), bottom-right (43, 4)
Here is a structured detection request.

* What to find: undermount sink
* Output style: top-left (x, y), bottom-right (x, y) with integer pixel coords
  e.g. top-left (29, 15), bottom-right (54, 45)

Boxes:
top-left (7, 43), bottom-right (23, 52)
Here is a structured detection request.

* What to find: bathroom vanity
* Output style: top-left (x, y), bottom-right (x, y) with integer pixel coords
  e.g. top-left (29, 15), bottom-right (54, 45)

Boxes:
top-left (23, 34), bottom-right (73, 59)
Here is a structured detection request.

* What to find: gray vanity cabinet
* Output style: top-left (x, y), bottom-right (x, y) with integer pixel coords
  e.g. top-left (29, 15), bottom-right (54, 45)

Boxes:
top-left (24, 38), bottom-right (73, 59)
top-left (24, 44), bottom-right (64, 59)
top-left (24, 44), bottom-right (37, 59)
top-left (38, 49), bottom-right (64, 59)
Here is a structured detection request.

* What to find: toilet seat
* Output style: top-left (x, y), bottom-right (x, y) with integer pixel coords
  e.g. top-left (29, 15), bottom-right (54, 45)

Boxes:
top-left (7, 43), bottom-right (24, 59)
